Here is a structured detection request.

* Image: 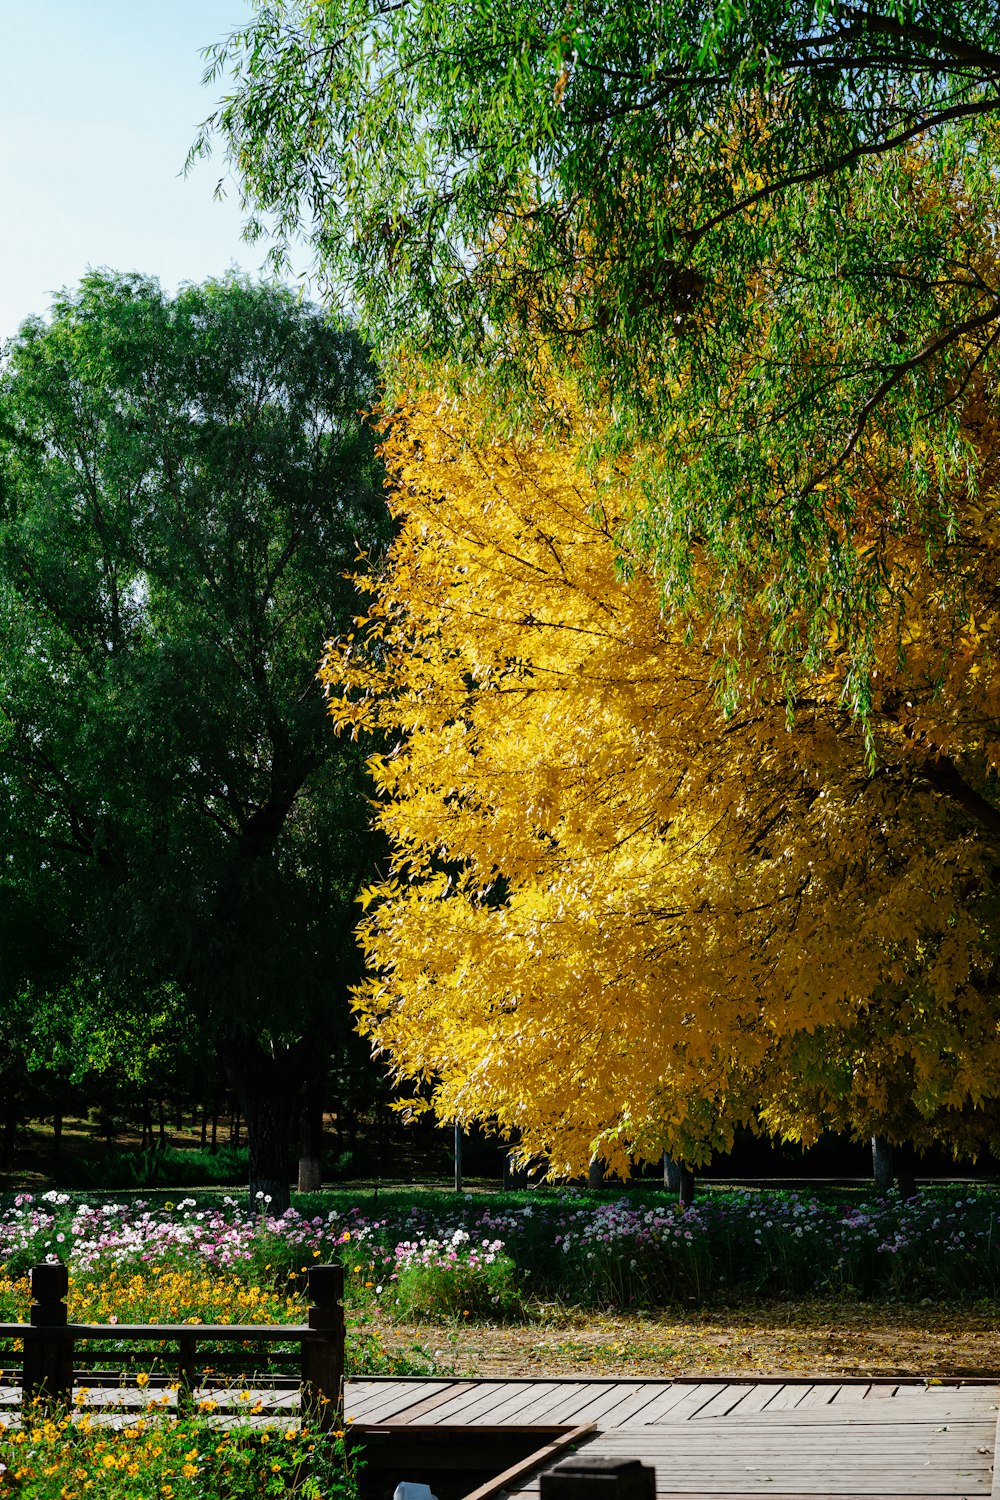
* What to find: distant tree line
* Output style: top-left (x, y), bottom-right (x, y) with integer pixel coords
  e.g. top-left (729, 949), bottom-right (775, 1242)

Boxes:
top-left (0, 272), bottom-right (393, 1210)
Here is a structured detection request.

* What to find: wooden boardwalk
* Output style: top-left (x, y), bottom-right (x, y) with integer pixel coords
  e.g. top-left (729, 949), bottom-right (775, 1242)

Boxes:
top-left (345, 1377), bottom-right (1000, 1499)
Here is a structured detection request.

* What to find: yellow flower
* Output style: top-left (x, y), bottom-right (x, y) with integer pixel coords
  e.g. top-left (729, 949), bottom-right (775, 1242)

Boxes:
top-left (136, 1371), bottom-right (149, 1388)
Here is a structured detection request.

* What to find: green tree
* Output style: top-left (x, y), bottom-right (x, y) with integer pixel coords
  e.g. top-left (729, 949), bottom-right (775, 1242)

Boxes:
top-left (196, 1), bottom-right (1000, 694)
top-left (0, 271), bottom-right (390, 1210)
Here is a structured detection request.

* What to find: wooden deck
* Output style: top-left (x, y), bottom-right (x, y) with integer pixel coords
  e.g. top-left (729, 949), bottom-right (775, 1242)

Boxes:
top-left (345, 1377), bottom-right (1000, 1499)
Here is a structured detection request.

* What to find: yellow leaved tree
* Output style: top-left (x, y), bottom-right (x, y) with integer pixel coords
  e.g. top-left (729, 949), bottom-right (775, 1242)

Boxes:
top-left (322, 380), bottom-right (1000, 1178)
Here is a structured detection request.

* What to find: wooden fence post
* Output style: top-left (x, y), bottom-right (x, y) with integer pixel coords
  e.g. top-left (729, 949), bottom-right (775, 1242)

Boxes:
top-left (541, 1455), bottom-right (656, 1500)
top-left (23, 1262), bottom-right (73, 1411)
top-left (177, 1333), bottom-right (197, 1415)
top-left (300, 1263), bottom-right (344, 1432)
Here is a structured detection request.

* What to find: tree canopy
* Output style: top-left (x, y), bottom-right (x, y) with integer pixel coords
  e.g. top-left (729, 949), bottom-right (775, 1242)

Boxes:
top-left (198, 1), bottom-right (1000, 686)
top-left (0, 271), bottom-right (391, 1206)
top-left (323, 371), bottom-right (1000, 1177)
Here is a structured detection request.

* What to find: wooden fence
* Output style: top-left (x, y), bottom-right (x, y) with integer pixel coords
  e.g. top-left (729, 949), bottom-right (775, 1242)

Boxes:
top-left (0, 1260), bottom-right (345, 1428)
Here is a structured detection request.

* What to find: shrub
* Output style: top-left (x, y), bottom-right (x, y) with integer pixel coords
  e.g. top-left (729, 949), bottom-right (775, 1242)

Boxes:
top-left (387, 1231), bottom-right (524, 1321)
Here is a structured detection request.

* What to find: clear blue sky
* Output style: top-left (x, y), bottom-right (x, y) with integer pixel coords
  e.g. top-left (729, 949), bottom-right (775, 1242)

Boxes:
top-left (0, 1), bottom-right (300, 341)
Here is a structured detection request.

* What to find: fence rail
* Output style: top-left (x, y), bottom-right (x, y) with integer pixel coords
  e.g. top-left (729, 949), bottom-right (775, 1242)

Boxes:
top-left (0, 1261), bottom-right (345, 1428)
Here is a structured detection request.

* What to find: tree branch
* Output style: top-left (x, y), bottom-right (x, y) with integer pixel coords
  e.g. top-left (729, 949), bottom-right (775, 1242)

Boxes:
top-left (917, 753), bottom-right (1000, 841)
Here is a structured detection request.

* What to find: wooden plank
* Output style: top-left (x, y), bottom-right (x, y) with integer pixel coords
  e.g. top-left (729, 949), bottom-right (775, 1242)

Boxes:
top-left (593, 1422), bottom-right (995, 1446)
top-left (458, 1381), bottom-right (572, 1427)
top-left (589, 1383), bottom-right (685, 1428)
top-left (551, 1384), bottom-right (674, 1429)
top-left (796, 1383), bottom-right (843, 1408)
top-left (345, 1381), bottom-right (400, 1418)
top-left (509, 1384), bottom-right (603, 1426)
top-left (350, 1379), bottom-right (457, 1423)
top-left (508, 1492), bottom-right (981, 1500)
top-left (386, 1381), bottom-right (481, 1422)
top-left (723, 1384), bottom-right (790, 1416)
top-left (345, 1380), bottom-right (423, 1420)
top-left (691, 1384), bottom-right (759, 1420)
top-left (724, 1407), bottom-right (997, 1429)
top-left (758, 1383), bottom-right (814, 1410)
top-left (417, 1381), bottom-right (520, 1425)
top-left (627, 1382), bottom-right (727, 1424)
top-left (508, 1475), bottom-right (991, 1496)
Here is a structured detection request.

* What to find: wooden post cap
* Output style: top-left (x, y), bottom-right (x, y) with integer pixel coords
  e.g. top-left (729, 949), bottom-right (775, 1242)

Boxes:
top-left (307, 1263), bottom-right (344, 1305)
top-left (31, 1262), bottom-right (68, 1299)
top-left (30, 1261), bottom-right (69, 1327)
top-left (540, 1457), bottom-right (656, 1500)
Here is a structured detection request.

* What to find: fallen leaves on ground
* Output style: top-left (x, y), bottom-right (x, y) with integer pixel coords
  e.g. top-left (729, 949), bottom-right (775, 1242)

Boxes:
top-left (363, 1298), bottom-right (1000, 1379)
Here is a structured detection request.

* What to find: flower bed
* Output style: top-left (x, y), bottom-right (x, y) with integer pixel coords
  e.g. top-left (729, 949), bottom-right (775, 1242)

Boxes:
top-left (0, 1185), bottom-right (997, 1316)
top-left (0, 1407), bottom-right (359, 1500)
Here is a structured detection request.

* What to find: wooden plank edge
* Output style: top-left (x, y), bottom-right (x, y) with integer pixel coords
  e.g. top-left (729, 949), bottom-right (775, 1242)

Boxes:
top-left (990, 1401), bottom-right (1000, 1500)
top-left (344, 1375), bottom-right (999, 1388)
top-left (459, 1422), bottom-right (597, 1500)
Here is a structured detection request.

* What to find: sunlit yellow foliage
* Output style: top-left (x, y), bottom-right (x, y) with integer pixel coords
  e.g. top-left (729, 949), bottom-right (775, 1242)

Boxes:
top-left (322, 381), bottom-right (1000, 1176)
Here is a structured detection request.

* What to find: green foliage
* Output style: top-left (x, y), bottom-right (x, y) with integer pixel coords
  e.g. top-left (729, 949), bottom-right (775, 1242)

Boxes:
top-left (197, 2), bottom-right (1000, 683)
top-left (55, 1145), bottom-right (250, 1192)
top-left (0, 1411), bottom-right (361, 1500)
top-left (0, 271), bottom-right (392, 1201)
top-left (389, 1246), bottom-right (524, 1322)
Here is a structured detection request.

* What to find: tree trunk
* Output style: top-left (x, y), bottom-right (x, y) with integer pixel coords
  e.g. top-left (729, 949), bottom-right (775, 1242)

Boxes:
top-left (219, 1037), bottom-right (310, 1215)
top-left (453, 1123), bottom-right (463, 1194)
top-left (663, 1153), bottom-right (694, 1206)
top-left (587, 1157), bottom-right (606, 1189)
top-left (872, 1134), bottom-right (894, 1195)
top-left (243, 1089), bottom-right (295, 1213)
top-left (297, 1065), bottom-right (325, 1194)
top-left (0, 1091), bottom-right (18, 1170)
top-left (894, 1141), bottom-right (919, 1199)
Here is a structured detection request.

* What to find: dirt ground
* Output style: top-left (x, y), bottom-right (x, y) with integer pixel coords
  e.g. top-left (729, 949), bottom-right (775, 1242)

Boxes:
top-left (367, 1300), bottom-right (1000, 1379)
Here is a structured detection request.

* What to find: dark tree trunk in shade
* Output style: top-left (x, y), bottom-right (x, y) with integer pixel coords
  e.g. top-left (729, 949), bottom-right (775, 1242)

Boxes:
top-left (664, 1153), bottom-right (695, 1206)
top-left (503, 1133), bottom-right (529, 1190)
top-left (894, 1141), bottom-right (919, 1199)
top-left (221, 1037), bottom-right (310, 1214)
top-left (587, 1157), bottom-right (605, 1189)
top-left (872, 1134), bottom-right (895, 1195)
top-left (298, 1065), bottom-right (325, 1193)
